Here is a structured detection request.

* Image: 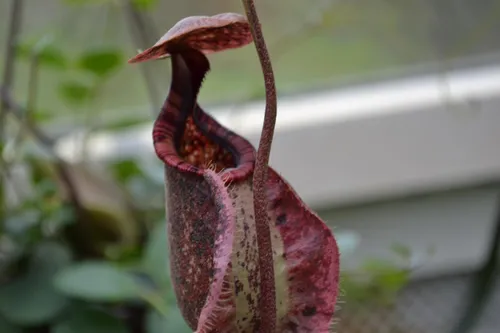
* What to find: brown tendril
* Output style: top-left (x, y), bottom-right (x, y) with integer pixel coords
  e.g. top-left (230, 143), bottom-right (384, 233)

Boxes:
top-left (241, 0), bottom-right (278, 332)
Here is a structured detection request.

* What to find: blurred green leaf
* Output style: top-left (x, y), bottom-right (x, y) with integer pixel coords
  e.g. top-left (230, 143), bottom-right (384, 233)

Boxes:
top-left (0, 242), bottom-right (72, 325)
top-left (340, 272), bottom-right (370, 303)
top-left (0, 236), bottom-right (22, 276)
top-left (132, 0), bottom-right (159, 10)
top-left (142, 222), bottom-right (169, 288)
top-left (4, 210), bottom-right (40, 236)
top-left (361, 258), bottom-right (399, 274)
top-left (103, 117), bottom-right (147, 132)
top-left (0, 316), bottom-right (21, 333)
top-left (58, 81), bottom-right (94, 105)
top-left (16, 41), bottom-right (67, 70)
top-left (341, 255), bottom-right (411, 306)
top-left (77, 49), bottom-right (123, 77)
top-left (391, 242), bottom-right (411, 260)
top-left (54, 261), bottom-right (142, 301)
top-left (28, 159), bottom-right (54, 186)
top-left (362, 258), bottom-right (409, 304)
top-left (108, 159), bottom-right (144, 184)
top-left (136, 223), bottom-right (175, 314)
top-left (146, 308), bottom-right (191, 333)
top-left (42, 204), bottom-right (75, 236)
top-left (53, 307), bottom-right (127, 333)
top-left (373, 268), bottom-right (410, 292)
top-left (32, 109), bottom-right (58, 122)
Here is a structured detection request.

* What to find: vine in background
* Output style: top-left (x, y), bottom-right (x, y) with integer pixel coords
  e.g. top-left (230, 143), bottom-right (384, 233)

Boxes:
top-left (0, 86), bottom-right (82, 211)
top-left (0, 0), bottom-right (155, 222)
top-left (241, 0), bottom-right (278, 331)
top-left (0, 0), bottom-right (25, 226)
top-left (123, 0), bottom-right (161, 115)
top-left (0, 0), bottom-right (24, 142)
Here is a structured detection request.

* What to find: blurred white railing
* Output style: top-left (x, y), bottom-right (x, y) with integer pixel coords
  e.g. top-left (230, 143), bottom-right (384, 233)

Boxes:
top-left (57, 62), bottom-right (500, 208)
top-left (53, 61), bottom-right (500, 278)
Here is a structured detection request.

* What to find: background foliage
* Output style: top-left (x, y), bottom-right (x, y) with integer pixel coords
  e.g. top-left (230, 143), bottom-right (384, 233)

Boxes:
top-left (2, 0), bottom-right (499, 332)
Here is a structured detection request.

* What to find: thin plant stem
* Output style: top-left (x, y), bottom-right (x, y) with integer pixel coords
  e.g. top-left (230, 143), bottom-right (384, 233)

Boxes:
top-left (0, 0), bottom-right (24, 141)
top-left (0, 86), bottom-right (82, 211)
top-left (10, 53), bottom-right (40, 162)
top-left (123, 0), bottom-right (161, 116)
top-left (0, 0), bottom-right (24, 225)
top-left (241, 0), bottom-right (278, 331)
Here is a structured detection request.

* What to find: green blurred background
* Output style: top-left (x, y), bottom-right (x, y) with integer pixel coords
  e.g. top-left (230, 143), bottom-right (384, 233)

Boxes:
top-left (1, 0), bottom-right (500, 332)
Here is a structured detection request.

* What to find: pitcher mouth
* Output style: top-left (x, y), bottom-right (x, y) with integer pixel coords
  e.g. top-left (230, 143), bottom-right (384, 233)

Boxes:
top-left (175, 104), bottom-right (255, 180)
top-left (152, 50), bottom-right (255, 181)
top-left (128, 13), bottom-right (255, 182)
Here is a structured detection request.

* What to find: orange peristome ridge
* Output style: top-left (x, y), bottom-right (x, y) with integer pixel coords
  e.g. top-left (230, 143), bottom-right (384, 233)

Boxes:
top-left (128, 13), bottom-right (252, 64)
top-left (178, 116), bottom-right (235, 172)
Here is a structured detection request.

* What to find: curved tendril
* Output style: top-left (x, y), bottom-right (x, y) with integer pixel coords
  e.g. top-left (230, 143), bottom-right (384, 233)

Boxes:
top-left (241, 0), bottom-right (278, 332)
